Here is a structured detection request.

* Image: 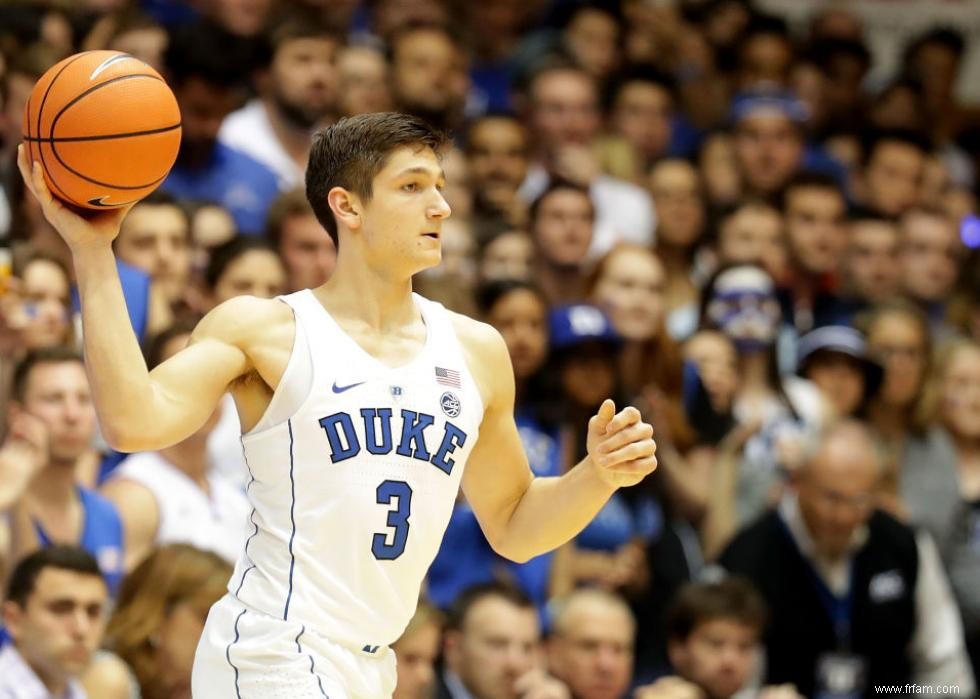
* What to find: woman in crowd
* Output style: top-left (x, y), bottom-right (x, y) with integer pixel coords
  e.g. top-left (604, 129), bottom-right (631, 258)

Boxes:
top-left (916, 337), bottom-right (980, 676)
top-left (698, 263), bottom-right (827, 527)
top-left (203, 236), bottom-right (287, 308)
top-left (648, 159), bottom-right (708, 340)
top-left (104, 545), bottom-right (232, 699)
top-left (428, 281), bottom-right (561, 622)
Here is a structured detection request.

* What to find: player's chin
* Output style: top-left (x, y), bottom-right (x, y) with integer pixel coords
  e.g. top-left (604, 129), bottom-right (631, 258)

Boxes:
top-left (412, 244), bottom-right (441, 265)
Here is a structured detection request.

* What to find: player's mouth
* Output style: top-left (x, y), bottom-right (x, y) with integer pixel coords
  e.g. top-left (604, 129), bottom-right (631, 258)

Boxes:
top-left (422, 232), bottom-right (440, 240)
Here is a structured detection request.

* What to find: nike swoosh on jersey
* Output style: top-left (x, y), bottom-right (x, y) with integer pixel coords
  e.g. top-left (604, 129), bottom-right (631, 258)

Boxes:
top-left (332, 381), bottom-right (365, 394)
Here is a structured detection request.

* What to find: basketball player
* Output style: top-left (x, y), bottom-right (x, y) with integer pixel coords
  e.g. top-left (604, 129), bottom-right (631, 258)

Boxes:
top-left (16, 112), bottom-right (657, 698)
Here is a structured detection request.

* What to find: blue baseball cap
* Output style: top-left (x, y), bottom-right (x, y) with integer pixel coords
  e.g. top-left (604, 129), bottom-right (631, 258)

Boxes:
top-left (730, 87), bottom-right (809, 126)
top-left (548, 304), bottom-right (621, 350)
top-left (797, 325), bottom-right (884, 399)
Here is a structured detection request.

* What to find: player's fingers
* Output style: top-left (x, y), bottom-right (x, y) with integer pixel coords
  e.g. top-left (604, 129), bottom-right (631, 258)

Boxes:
top-left (609, 455), bottom-right (658, 478)
top-left (30, 161), bottom-right (60, 212)
top-left (605, 405), bottom-right (641, 434)
top-left (16, 145), bottom-right (37, 197)
top-left (596, 421), bottom-right (654, 456)
top-left (598, 440), bottom-right (657, 469)
top-left (590, 399), bottom-right (616, 434)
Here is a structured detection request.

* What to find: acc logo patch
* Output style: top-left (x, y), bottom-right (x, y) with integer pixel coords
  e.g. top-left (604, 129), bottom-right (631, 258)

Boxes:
top-left (440, 391), bottom-right (461, 418)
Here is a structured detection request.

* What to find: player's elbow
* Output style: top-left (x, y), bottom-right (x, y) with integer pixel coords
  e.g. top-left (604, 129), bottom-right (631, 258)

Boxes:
top-left (101, 421), bottom-right (161, 453)
top-left (102, 425), bottom-right (143, 453)
top-left (486, 534), bottom-right (535, 564)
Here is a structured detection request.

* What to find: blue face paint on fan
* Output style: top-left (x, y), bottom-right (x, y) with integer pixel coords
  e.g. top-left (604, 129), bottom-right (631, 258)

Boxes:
top-left (707, 266), bottom-right (781, 353)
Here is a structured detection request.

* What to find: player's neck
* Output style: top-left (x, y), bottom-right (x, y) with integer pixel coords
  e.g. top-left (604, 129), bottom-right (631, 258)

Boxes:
top-left (319, 258), bottom-right (417, 332)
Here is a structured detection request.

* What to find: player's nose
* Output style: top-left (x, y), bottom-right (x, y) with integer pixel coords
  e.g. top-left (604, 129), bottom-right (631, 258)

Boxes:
top-left (428, 190), bottom-right (451, 220)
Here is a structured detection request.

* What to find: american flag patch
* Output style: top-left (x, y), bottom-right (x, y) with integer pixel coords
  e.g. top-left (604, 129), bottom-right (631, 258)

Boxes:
top-left (435, 366), bottom-right (461, 387)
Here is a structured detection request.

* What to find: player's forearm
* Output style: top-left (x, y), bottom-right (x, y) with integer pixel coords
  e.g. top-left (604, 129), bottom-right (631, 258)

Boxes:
top-left (493, 457), bottom-right (617, 563)
top-left (73, 245), bottom-right (157, 448)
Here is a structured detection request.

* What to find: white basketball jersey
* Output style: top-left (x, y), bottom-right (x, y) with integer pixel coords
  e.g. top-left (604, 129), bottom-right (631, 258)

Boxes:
top-left (229, 290), bottom-right (483, 649)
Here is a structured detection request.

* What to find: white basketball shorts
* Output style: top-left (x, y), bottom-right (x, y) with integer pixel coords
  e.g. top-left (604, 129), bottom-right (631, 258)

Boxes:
top-left (191, 594), bottom-right (397, 698)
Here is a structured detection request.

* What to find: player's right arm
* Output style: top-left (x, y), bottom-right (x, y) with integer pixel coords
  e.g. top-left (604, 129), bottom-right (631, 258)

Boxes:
top-left (16, 145), bottom-right (256, 451)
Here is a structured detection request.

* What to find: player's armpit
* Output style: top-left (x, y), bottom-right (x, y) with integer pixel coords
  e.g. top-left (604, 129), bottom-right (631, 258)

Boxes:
top-left (106, 295), bottom-right (290, 451)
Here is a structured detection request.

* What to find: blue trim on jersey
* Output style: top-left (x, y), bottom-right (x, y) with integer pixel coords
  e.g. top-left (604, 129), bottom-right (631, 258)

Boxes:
top-left (226, 608), bottom-right (246, 699)
top-left (296, 626), bottom-right (329, 698)
top-left (235, 453), bottom-right (260, 598)
top-left (284, 419), bottom-right (297, 620)
top-left (234, 509), bottom-right (259, 597)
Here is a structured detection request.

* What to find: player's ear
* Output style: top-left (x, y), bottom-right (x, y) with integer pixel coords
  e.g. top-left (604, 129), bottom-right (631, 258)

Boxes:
top-left (327, 187), bottom-right (361, 231)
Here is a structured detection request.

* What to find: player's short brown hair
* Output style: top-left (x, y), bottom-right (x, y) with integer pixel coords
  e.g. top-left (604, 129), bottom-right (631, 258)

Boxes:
top-left (306, 112), bottom-right (449, 247)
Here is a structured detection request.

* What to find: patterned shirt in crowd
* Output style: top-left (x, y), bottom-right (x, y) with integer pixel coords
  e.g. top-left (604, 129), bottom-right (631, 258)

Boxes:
top-left (0, 644), bottom-right (86, 699)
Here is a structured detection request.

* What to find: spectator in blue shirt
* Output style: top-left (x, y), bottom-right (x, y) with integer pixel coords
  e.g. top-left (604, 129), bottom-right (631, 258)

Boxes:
top-left (160, 21), bottom-right (280, 235)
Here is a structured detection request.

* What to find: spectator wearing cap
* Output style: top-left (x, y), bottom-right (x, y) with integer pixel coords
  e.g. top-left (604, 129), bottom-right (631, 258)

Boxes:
top-left (547, 304), bottom-right (658, 603)
top-left (719, 420), bottom-right (975, 696)
top-left (529, 182), bottom-right (596, 305)
top-left (797, 326), bottom-right (883, 419)
top-left (730, 89), bottom-right (807, 198)
top-left (730, 87), bottom-right (845, 199)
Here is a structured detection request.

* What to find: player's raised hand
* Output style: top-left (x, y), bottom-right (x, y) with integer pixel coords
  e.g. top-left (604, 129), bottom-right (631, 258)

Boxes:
top-left (17, 144), bottom-right (133, 253)
top-left (586, 399), bottom-right (657, 489)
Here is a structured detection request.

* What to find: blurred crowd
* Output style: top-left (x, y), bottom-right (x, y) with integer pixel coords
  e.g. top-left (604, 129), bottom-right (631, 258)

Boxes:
top-left (0, 0), bottom-right (979, 697)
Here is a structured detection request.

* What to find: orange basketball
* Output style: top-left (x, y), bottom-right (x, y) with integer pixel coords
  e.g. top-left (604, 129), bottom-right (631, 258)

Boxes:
top-left (22, 50), bottom-right (181, 210)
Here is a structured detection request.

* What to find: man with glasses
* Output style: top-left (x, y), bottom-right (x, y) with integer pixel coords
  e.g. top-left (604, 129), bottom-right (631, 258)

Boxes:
top-left (718, 420), bottom-right (974, 698)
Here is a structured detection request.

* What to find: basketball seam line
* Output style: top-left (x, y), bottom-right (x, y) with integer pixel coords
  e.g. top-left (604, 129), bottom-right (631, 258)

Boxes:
top-left (24, 122), bottom-right (182, 143)
top-left (49, 73), bottom-right (173, 191)
top-left (35, 53), bottom-right (88, 204)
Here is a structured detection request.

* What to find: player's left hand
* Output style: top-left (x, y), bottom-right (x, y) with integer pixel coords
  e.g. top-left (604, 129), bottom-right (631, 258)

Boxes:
top-left (587, 399), bottom-right (657, 489)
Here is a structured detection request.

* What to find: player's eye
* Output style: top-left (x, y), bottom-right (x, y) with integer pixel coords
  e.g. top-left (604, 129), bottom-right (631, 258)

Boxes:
top-left (402, 183), bottom-right (419, 193)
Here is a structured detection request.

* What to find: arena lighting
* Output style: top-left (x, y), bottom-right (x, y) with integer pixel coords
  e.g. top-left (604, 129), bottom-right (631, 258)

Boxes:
top-left (961, 214), bottom-right (980, 249)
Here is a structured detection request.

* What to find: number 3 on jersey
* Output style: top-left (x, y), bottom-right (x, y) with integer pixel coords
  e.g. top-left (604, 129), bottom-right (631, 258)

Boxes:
top-left (373, 480), bottom-right (412, 560)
